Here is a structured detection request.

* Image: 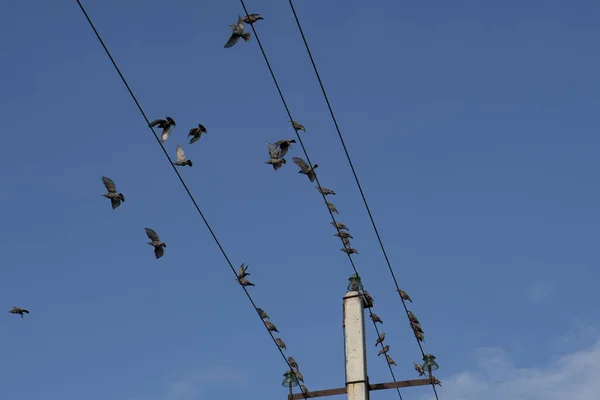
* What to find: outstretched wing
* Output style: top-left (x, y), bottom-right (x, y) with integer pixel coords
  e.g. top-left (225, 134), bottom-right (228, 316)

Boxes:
top-left (292, 157), bottom-right (310, 172)
top-left (102, 176), bottom-right (117, 193)
top-left (225, 33), bottom-right (240, 48)
top-left (176, 145), bottom-right (186, 162)
top-left (145, 228), bottom-right (160, 241)
top-left (111, 198), bottom-right (122, 210)
top-left (166, 116), bottom-right (176, 126)
top-left (268, 143), bottom-right (280, 159)
top-left (149, 119), bottom-right (164, 128)
top-left (154, 246), bottom-right (164, 259)
top-left (198, 124), bottom-right (207, 133)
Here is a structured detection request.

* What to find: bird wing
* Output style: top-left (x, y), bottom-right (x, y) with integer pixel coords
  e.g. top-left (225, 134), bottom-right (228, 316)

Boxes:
top-left (268, 143), bottom-right (280, 159)
top-left (176, 145), bottom-right (186, 161)
top-left (198, 124), bottom-right (207, 133)
top-left (188, 127), bottom-right (199, 136)
top-left (292, 157), bottom-right (310, 172)
top-left (224, 34), bottom-right (240, 48)
top-left (154, 246), bottom-right (164, 259)
top-left (149, 119), bottom-right (164, 128)
top-left (23, 309), bottom-right (29, 314)
top-left (111, 198), bottom-right (121, 210)
top-left (161, 127), bottom-right (171, 142)
top-left (145, 228), bottom-right (160, 241)
top-left (166, 117), bottom-right (176, 126)
top-left (101, 176), bottom-right (117, 193)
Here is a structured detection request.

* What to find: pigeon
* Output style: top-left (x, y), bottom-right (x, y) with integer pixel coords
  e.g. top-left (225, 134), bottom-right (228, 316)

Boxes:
top-left (370, 313), bottom-right (383, 324)
top-left (237, 263), bottom-right (250, 279)
top-left (273, 139), bottom-right (296, 157)
top-left (375, 333), bottom-right (385, 346)
top-left (149, 117), bottom-right (176, 142)
top-left (385, 354), bottom-right (397, 366)
top-left (377, 345), bottom-right (390, 356)
top-left (407, 311), bottom-right (419, 324)
top-left (414, 363), bottom-right (426, 376)
top-left (398, 289), bottom-right (412, 302)
top-left (292, 157), bottom-right (318, 182)
top-left (334, 231), bottom-right (353, 239)
top-left (188, 124), bottom-right (207, 144)
top-left (241, 13), bottom-right (263, 24)
top-left (331, 221), bottom-right (349, 230)
top-left (145, 228), bottom-right (166, 259)
top-left (257, 308), bottom-right (270, 320)
top-left (288, 357), bottom-right (299, 369)
top-left (317, 187), bottom-right (335, 195)
top-left (173, 145), bottom-right (193, 167)
top-left (265, 321), bottom-right (279, 332)
top-left (341, 247), bottom-right (359, 255)
top-left (224, 16), bottom-right (251, 48)
top-left (101, 176), bottom-right (125, 210)
top-left (9, 306), bottom-right (29, 319)
top-left (290, 120), bottom-right (306, 131)
top-left (275, 337), bottom-right (287, 350)
top-left (415, 331), bottom-right (425, 343)
top-left (294, 370), bottom-right (304, 382)
top-left (266, 143), bottom-right (286, 171)
top-left (326, 201), bottom-right (339, 214)
top-left (238, 278), bottom-right (255, 287)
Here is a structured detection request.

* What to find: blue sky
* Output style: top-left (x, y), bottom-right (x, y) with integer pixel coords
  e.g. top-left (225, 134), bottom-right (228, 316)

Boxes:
top-left (1, 1), bottom-right (599, 400)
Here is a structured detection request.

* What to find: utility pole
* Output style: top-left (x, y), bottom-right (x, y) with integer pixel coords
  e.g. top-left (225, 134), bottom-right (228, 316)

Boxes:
top-left (286, 279), bottom-right (440, 400)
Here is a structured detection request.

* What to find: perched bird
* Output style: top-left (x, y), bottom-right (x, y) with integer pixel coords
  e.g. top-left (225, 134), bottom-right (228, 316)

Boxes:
top-left (149, 117), bottom-right (176, 142)
top-left (411, 321), bottom-right (424, 334)
top-left (294, 370), bottom-right (304, 382)
top-left (265, 321), bottom-right (279, 332)
top-left (407, 311), bottom-right (419, 324)
top-left (415, 330), bottom-right (425, 343)
top-left (257, 308), bottom-right (270, 320)
top-left (363, 290), bottom-right (374, 307)
top-left (273, 139), bottom-right (296, 157)
top-left (398, 289), bottom-right (412, 302)
top-left (317, 187), bottom-right (336, 195)
top-left (238, 278), bottom-right (255, 287)
top-left (370, 313), bottom-right (383, 324)
top-left (413, 363), bottom-right (426, 377)
top-left (266, 143), bottom-right (286, 171)
top-left (290, 120), bottom-right (306, 131)
top-left (145, 228), bottom-right (166, 259)
top-left (292, 157), bottom-right (318, 182)
top-left (341, 236), bottom-right (351, 247)
top-left (275, 337), bottom-right (287, 350)
top-left (377, 345), bottom-right (390, 356)
top-left (341, 247), bottom-right (359, 255)
top-left (300, 385), bottom-right (309, 395)
top-left (334, 231), bottom-right (353, 239)
top-left (173, 145), bottom-right (193, 167)
top-left (288, 357), bottom-right (299, 369)
top-left (326, 201), bottom-right (339, 214)
top-left (101, 176), bottom-right (125, 210)
top-left (9, 306), bottom-right (29, 319)
top-left (241, 13), bottom-right (263, 24)
top-left (331, 221), bottom-right (349, 230)
top-left (237, 263), bottom-right (250, 279)
top-left (385, 354), bottom-right (397, 366)
top-left (375, 332), bottom-right (385, 346)
top-left (188, 124), bottom-right (207, 144)
top-left (430, 377), bottom-right (442, 387)
top-left (224, 16), bottom-right (251, 48)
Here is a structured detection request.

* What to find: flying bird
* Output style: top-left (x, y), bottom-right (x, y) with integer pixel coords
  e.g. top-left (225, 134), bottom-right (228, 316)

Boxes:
top-left (265, 143), bottom-right (286, 171)
top-left (370, 313), bottom-right (383, 324)
top-left (145, 228), bottom-right (166, 259)
top-left (257, 308), bottom-right (270, 320)
top-left (326, 201), bottom-right (339, 214)
top-left (407, 311), bottom-right (419, 324)
top-left (188, 124), bottom-right (207, 144)
top-left (238, 278), bottom-right (255, 287)
top-left (173, 145), bottom-right (193, 167)
top-left (273, 139), bottom-right (296, 157)
top-left (375, 333), bottom-right (385, 346)
top-left (288, 357), bottom-right (299, 369)
top-left (9, 306), bottom-right (29, 319)
top-left (331, 221), bottom-right (349, 230)
top-left (149, 117), bottom-right (176, 142)
top-left (317, 187), bottom-right (335, 195)
top-left (101, 176), bottom-right (125, 210)
top-left (290, 120), bottom-right (306, 131)
top-left (377, 345), bottom-right (390, 356)
top-left (224, 16), bottom-right (251, 48)
top-left (398, 289), bottom-right (412, 302)
top-left (237, 263), bottom-right (250, 279)
top-left (385, 354), bottom-right (397, 366)
top-left (334, 231), bottom-right (352, 239)
top-left (275, 337), bottom-right (287, 350)
top-left (241, 13), bottom-right (263, 24)
top-left (265, 321), bottom-right (279, 332)
top-left (414, 363), bottom-right (426, 376)
top-left (341, 247), bottom-right (359, 255)
top-left (292, 157), bottom-right (318, 182)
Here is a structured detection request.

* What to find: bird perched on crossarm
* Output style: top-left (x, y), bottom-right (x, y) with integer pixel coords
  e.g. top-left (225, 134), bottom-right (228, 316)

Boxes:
top-left (101, 176), bottom-right (125, 210)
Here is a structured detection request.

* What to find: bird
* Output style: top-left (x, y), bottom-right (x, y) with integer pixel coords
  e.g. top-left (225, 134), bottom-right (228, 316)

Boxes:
top-left (398, 289), bottom-right (412, 302)
top-left (273, 139), bottom-right (296, 157)
top-left (334, 231), bottom-right (353, 239)
top-left (173, 145), bottom-right (193, 167)
top-left (292, 157), bottom-right (318, 182)
top-left (411, 321), bottom-right (424, 334)
top-left (288, 357), bottom-right (299, 369)
top-left (101, 176), bottom-right (125, 210)
top-left (149, 117), bottom-right (176, 142)
top-left (224, 16), bottom-right (251, 48)
top-left (363, 290), bottom-right (374, 306)
top-left (370, 313), bottom-right (383, 324)
top-left (430, 377), bottom-right (442, 387)
top-left (265, 321), bottom-right (279, 332)
top-left (326, 201), bottom-right (339, 214)
top-left (414, 363), bottom-right (426, 376)
top-left (385, 354), bottom-right (397, 366)
top-left (375, 333), bottom-right (385, 346)
top-left (331, 221), bottom-right (349, 230)
top-left (415, 331), bottom-right (425, 342)
top-left (241, 13), bottom-right (263, 24)
top-left (238, 278), bottom-right (255, 287)
top-left (290, 120), bottom-right (306, 131)
top-left (266, 143), bottom-right (286, 171)
top-left (341, 236), bottom-right (351, 247)
top-left (9, 306), bottom-right (29, 319)
top-left (257, 308), bottom-right (270, 320)
top-left (275, 337), bottom-right (287, 350)
top-left (377, 345), bottom-right (390, 356)
top-left (341, 247), bottom-right (359, 255)
top-left (237, 263), bottom-right (250, 279)
top-left (317, 187), bottom-right (335, 195)
top-left (407, 311), bottom-right (419, 324)
top-left (188, 124), bottom-right (207, 144)
top-left (300, 385), bottom-right (309, 395)
top-left (294, 370), bottom-right (305, 382)
top-left (145, 228), bottom-right (166, 259)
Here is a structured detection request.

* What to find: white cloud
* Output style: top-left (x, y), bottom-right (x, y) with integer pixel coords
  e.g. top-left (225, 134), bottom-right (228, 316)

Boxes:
top-left (421, 338), bottom-right (600, 400)
top-left (163, 366), bottom-right (249, 400)
top-left (528, 280), bottom-right (555, 303)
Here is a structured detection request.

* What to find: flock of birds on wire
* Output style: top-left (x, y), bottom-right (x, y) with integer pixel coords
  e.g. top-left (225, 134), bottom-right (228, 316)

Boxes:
top-left (6, 11), bottom-right (441, 391)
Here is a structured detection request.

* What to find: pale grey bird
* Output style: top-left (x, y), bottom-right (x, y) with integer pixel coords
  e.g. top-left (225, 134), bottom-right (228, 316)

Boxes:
top-left (265, 321), bottom-right (278, 333)
top-left (266, 143), bottom-right (286, 171)
top-left (317, 186), bottom-right (335, 195)
top-left (292, 157), bottom-right (318, 182)
top-left (9, 306), bottom-right (29, 319)
top-left (377, 345), bottom-right (390, 356)
top-left (238, 278), bottom-right (255, 287)
top-left (241, 13), bottom-right (263, 24)
top-left (341, 247), bottom-right (359, 255)
top-left (290, 120), bottom-right (306, 131)
top-left (414, 363), bottom-right (426, 376)
top-left (294, 370), bottom-right (304, 382)
top-left (173, 145), bottom-right (193, 167)
top-left (237, 263), bottom-right (250, 279)
top-left (331, 221), bottom-right (349, 230)
top-left (273, 139), bottom-right (296, 157)
top-left (398, 289), bottom-right (412, 302)
top-left (101, 176), bottom-right (125, 210)
top-left (326, 201), bottom-right (339, 214)
top-left (275, 337), bottom-right (287, 350)
top-left (415, 330), bottom-right (425, 343)
top-left (375, 332), bottom-right (385, 346)
top-left (407, 311), bottom-right (419, 324)
top-left (145, 228), bottom-right (166, 259)
top-left (370, 313), bottom-right (383, 324)
top-left (224, 16), bottom-right (251, 48)
top-left (385, 354), bottom-right (397, 366)
top-left (288, 357), bottom-right (299, 369)
top-left (257, 308), bottom-right (269, 320)
top-left (334, 231), bottom-right (353, 239)
top-left (149, 117), bottom-right (176, 142)
top-left (188, 124), bottom-right (207, 144)
top-left (341, 236), bottom-right (351, 247)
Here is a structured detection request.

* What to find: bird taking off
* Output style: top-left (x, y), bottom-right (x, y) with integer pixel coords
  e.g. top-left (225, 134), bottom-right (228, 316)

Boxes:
top-left (241, 13), bottom-right (263, 24)
top-left (173, 145), bottom-right (193, 167)
top-left (145, 228), bottom-right (166, 259)
top-left (265, 143), bottom-right (286, 171)
top-left (290, 120), bottom-right (306, 131)
top-left (225, 16), bottom-right (251, 48)
top-left (293, 157), bottom-right (318, 182)
top-left (149, 117), bottom-right (176, 142)
top-left (101, 176), bottom-right (125, 210)
top-left (273, 139), bottom-right (296, 158)
top-left (317, 187), bottom-right (335, 195)
top-left (9, 306), bottom-right (29, 319)
top-left (188, 124), bottom-right (207, 144)
top-left (237, 263), bottom-right (250, 279)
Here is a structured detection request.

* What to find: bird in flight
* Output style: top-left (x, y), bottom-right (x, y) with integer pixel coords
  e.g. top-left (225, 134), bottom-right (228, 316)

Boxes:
top-left (225, 16), bottom-right (251, 48)
top-left (145, 228), bottom-right (166, 259)
top-left (149, 117), bottom-right (176, 142)
top-left (100, 176), bottom-right (125, 210)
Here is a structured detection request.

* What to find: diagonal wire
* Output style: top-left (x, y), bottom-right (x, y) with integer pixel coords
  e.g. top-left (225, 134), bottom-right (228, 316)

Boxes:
top-left (75, 0), bottom-right (308, 390)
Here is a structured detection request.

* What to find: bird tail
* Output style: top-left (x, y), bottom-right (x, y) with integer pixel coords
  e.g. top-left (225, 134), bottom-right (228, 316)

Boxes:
top-left (187, 160), bottom-right (193, 167)
top-left (242, 32), bottom-right (251, 42)
top-left (119, 193), bottom-right (125, 202)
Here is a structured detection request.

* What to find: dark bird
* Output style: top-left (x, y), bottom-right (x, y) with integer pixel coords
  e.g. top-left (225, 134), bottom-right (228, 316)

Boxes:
top-left (173, 145), bottom-right (193, 167)
top-left (375, 333), bottom-right (385, 346)
top-left (370, 313), bottom-right (383, 324)
top-left (334, 231), bottom-right (353, 239)
top-left (414, 363), bottom-right (426, 376)
top-left (290, 120), bottom-right (306, 131)
top-left (241, 13), bottom-right (263, 24)
top-left (363, 290), bottom-right (374, 307)
top-left (9, 306), bottom-right (29, 319)
top-left (266, 143), bottom-right (286, 171)
top-left (294, 370), bottom-right (304, 382)
top-left (317, 187), bottom-right (335, 195)
top-left (188, 124), bottom-right (207, 144)
top-left (385, 354), bottom-right (397, 366)
top-left (237, 263), bottom-right (250, 279)
top-left (224, 16), bottom-right (251, 48)
top-left (149, 117), bottom-right (176, 142)
top-left (341, 236), bottom-right (351, 247)
top-left (331, 221), bottom-right (349, 230)
top-left (145, 228), bottom-right (166, 259)
top-left (326, 201), bottom-right (339, 214)
top-left (377, 345), bottom-right (390, 356)
top-left (273, 139), bottom-right (296, 157)
top-left (415, 330), bottom-right (425, 343)
top-left (275, 337), bottom-right (287, 350)
top-left (101, 176), bottom-right (125, 210)
top-left (288, 357), bottom-right (299, 369)
top-left (238, 278), bottom-right (255, 287)
top-left (265, 321), bottom-right (279, 332)
top-left (292, 157), bottom-right (318, 182)
top-left (341, 247), bottom-right (359, 255)
top-left (407, 311), bottom-right (419, 324)
top-left (431, 377), bottom-right (442, 387)
top-left (398, 289), bottom-right (412, 302)
top-left (411, 321), bottom-right (424, 334)
top-left (257, 308), bottom-right (270, 320)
